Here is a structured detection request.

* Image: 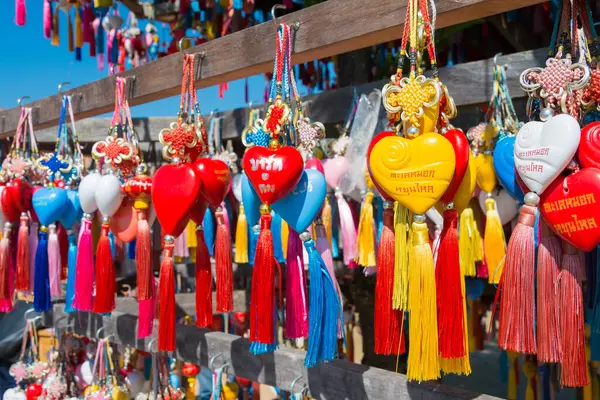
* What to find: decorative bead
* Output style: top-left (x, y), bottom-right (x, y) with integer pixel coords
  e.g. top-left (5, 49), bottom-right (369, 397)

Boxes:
top-left (524, 192), bottom-right (540, 206)
top-left (540, 107), bottom-right (554, 121)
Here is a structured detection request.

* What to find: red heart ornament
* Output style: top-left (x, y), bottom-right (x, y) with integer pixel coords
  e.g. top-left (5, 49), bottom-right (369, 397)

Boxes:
top-left (440, 128), bottom-right (469, 204)
top-left (540, 168), bottom-right (600, 251)
top-left (190, 197), bottom-right (209, 225)
top-left (242, 146), bottom-right (304, 205)
top-left (151, 163), bottom-right (202, 237)
top-left (10, 178), bottom-right (32, 213)
top-left (195, 158), bottom-right (232, 207)
top-left (29, 186), bottom-right (42, 223)
top-left (366, 131), bottom-right (395, 202)
top-left (1, 184), bottom-right (20, 223)
top-left (578, 122), bottom-right (600, 170)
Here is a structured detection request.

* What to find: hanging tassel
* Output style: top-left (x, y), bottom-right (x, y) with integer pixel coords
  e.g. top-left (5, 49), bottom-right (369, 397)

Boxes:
top-left (559, 242), bottom-right (589, 387)
top-left (281, 219), bottom-right (289, 258)
top-left (406, 216), bottom-right (440, 382)
top-left (392, 202), bottom-right (409, 310)
top-left (374, 203), bottom-right (405, 356)
top-left (15, 213), bottom-right (30, 291)
top-left (335, 190), bottom-right (357, 266)
top-left (322, 197), bottom-right (333, 248)
top-left (484, 197), bottom-right (506, 283)
top-left (75, 6), bottom-right (83, 60)
top-left (196, 226), bottom-right (213, 328)
top-left (58, 225), bottom-right (68, 279)
top-left (159, 237), bottom-right (176, 351)
top-left (15, 0), bottom-right (26, 26)
top-left (64, 231), bottom-right (77, 312)
top-left (234, 205), bottom-right (248, 263)
top-left (137, 279), bottom-right (155, 339)
top-left (95, 15), bottom-right (104, 70)
top-left (82, 4), bottom-right (92, 43)
top-left (537, 222), bottom-right (563, 363)
top-left (523, 358), bottom-right (537, 400)
top-left (204, 210), bottom-right (215, 257)
top-left (356, 192), bottom-right (376, 267)
top-left (215, 207), bottom-right (233, 312)
top-left (67, 9), bottom-right (74, 52)
top-left (0, 223), bottom-right (13, 300)
top-left (499, 199), bottom-right (537, 355)
top-left (43, 0), bottom-right (51, 38)
top-left (250, 209), bottom-right (276, 344)
top-left (92, 220), bottom-right (116, 313)
top-left (436, 208), bottom-right (466, 359)
top-left (48, 224), bottom-right (61, 297)
top-left (73, 215), bottom-right (94, 311)
top-left (28, 222), bottom-right (37, 294)
top-left (51, 4), bottom-right (59, 46)
top-left (272, 213), bottom-right (285, 263)
top-left (285, 229), bottom-right (307, 339)
top-left (248, 224), bottom-right (259, 265)
top-left (136, 210), bottom-right (153, 301)
top-left (459, 207), bottom-right (477, 277)
top-left (315, 223), bottom-right (343, 339)
top-left (33, 226), bottom-right (50, 312)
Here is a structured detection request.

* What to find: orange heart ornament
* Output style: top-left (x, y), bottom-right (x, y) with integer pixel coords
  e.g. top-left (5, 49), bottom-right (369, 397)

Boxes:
top-left (368, 132), bottom-right (456, 215)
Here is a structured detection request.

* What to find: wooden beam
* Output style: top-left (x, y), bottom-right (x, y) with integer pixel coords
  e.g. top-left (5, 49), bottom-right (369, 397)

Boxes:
top-left (49, 306), bottom-right (501, 400)
top-left (0, 0), bottom-right (546, 138)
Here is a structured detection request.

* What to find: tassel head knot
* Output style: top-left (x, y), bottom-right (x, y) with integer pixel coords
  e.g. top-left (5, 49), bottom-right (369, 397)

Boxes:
top-left (518, 205), bottom-right (537, 227)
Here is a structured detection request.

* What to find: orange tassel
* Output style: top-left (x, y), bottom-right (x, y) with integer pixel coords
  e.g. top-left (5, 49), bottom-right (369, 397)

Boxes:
top-left (92, 221), bottom-right (116, 313)
top-left (136, 210), bottom-right (153, 301)
top-left (215, 208), bottom-right (233, 312)
top-left (15, 214), bottom-right (30, 291)
top-left (159, 238), bottom-right (176, 351)
top-left (196, 226), bottom-right (213, 328)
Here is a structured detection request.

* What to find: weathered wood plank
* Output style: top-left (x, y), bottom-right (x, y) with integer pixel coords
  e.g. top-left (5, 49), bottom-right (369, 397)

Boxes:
top-left (0, 0), bottom-right (546, 138)
top-left (50, 306), bottom-right (501, 400)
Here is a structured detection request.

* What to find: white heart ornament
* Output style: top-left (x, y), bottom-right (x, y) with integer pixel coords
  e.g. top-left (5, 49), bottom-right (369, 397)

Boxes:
top-left (514, 114), bottom-right (580, 194)
top-left (232, 173), bottom-right (243, 203)
top-left (3, 388), bottom-right (26, 400)
top-left (478, 189), bottom-right (519, 225)
top-left (95, 174), bottom-right (125, 217)
top-left (79, 172), bottom-right (102, 213)
top-left (125, 371), bottom-right (146, 398)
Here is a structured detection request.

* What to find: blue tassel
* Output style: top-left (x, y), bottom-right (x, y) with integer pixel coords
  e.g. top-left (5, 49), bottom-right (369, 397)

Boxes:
top-left (538, 364), bottom-right (551, 400)
top-left (95, 9), bottom-right (105, 55)
top-left (203, 210), bottom-right (215, 257)
top-left (330, 196), bottom-right (339, 259)
top-left (108, 231), bottom-right (115, 258)
top-left (271, 213), bottom-right (285, 263)
top-left (110, 33), bottom-right (118, 63)
top-left (248, 225), bottom-right (259, 266)
top-left (33, 230), bottom-right (51, 312)
top-left (374, 196), bottom-right (384, 242)
top-left (75, 47), bottom-right (82, 61)
top-left (250, 301), bottom-right (278, 355)
top-left (64, 233), bottom-right (78, 313)
top-left (128, 239), bottom-right (136, 260)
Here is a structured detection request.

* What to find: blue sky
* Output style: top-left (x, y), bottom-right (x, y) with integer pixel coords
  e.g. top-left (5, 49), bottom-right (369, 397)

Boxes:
top-left (0, 2), bottom-right (269, 117)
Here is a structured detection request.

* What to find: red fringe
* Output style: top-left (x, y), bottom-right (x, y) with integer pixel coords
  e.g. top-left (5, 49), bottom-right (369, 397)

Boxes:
top-left (435, 209), bottom-right (466, 358)
top-left (498, 204), bottom-right (537, 354)
top-left (136, 211), bottom-right (153, 301)
top-left (0, 228), bottom-right (11, 300)
top-left (215, 209), bottom-right (233, 312)
top-left (159, 240), bottom-right (176, 351)
top-left (374, 207), bottom-right (405, 356)
top-left (250, 213), bottom-right (275, 344)
top-left (559, 243), bottom-right (588, 387)
top-left (92, 224), bottom-right (116, 314)
top-left (15, 214), bottom-right (30, 291)
top-left (58, 224), bottom-right (68, 279)
top-left (196, 227), bottom-right (213, 328)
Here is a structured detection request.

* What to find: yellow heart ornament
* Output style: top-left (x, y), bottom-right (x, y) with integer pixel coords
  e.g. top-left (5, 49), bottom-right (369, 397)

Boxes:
top-left (436, 152), bottom-right (477, 214)
top-left (369, 133), bottom-right (456, 215)
top-left (474, 153), bottom-right (497, 193)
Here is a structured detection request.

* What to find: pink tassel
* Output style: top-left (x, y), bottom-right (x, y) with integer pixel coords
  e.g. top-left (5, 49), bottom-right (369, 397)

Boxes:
top-left (73, 217), bottom-right (94, 311)
top-left (82, 4), bottom-right (93, 43)
top-left (0, 224), bottom-right (12, 301)
top-left (0, 226), bottom-right (15, 312)
top-left (221, 202), bottom-right (230, 230)
top-left (137, 278), bottom-right (156, 339)
top-left (15, 0), bottom-right (26, 26)
top-left (285, 229), bottom-right (308, 339)
top-left (48, 224), bottom-right (61, 297)
top-left (335, 192), bottom-right (357, 266)
top-left (29, 222), bottom-right (38, 293)
top-left (15, 213), bottom-right (29, 291)
top-left (43, 0), bottom-right (51, 38)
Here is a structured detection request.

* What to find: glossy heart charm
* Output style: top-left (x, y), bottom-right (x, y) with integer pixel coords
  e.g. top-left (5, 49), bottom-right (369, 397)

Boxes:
top-left (110, 197), bottom-right (138, 242)
top-left (493, 135), bottom-right (525, 203)
top-left (514, 114), bottom-right (580, 195)
top-left (95, 174), bottom-right (125, 217)
top-left (441, 128), bottom-right (470, 204)
top-left (474, 153), bottom-right (497, 194)
top-left (368, 132), bottom-right (456, 215)
top-left (436, 152), bottom-right (477, 214)
top-left (478, 188), bottom-right (518, 225)
top-left (272, 169), bottom-right (327, 233)
top-left (10, 178), bottom-right (32, 213)
top-left (305, 157), bottom-right (325, 174)
top-left (1, 185), bottom-right (20, 223)
top-left (231, 173), bottom-right (243, 203)
top-left (241, 174), bottom-right (261, 226)
top-left (79, 172), bottom-right (102, 214)
top-left (242, 146), bottom-right (304, 205)
top-left (189, 197), bottom-right (209, 225)
top-left (32, 187), bottom-right (69, 226)
top-left (322, 156), bottom-right (350, 189)
top-left (58, 189), bottom-right (82, 230)
top-left (540, 168), bottom-right (600, 251)
top-left (195, 158), bottom-right (232, 207)
top-left (367, 132), bottom-right (396, 202)
top-left (578, 121), bottom-right (600, 170)
top-left (151, 163), bottom-right (202, 237)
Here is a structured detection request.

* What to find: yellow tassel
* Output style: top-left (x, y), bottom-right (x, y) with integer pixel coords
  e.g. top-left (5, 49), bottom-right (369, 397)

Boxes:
top-left (234, 205), bottom-right (248, 264)
top-left (187, 220), bottom-right (197, 263)
top-left (483, 197), bottom-right (506, 284)
top-left (186, 376), bottom-right (196, 400)
top-left (67, 12), bottom-right (74, 52)
top-left (507, 351), bottom-right (519, 400)
top-left (406, 218), bottom-right (440, 382)
top-left (356, 192), bottom-right (376, 267)
top-left (440, 272), bottom-right (471, 376)
top-left (281, 219), bottom-right (289, 258)
top-left (522, 358), bottom-right (536, 400)
top-left (459, 208), bottom-right (476, 277)
top-left (75, 6), bottom-right (83, 48)
top-left (392, 202), bottom-right (409, 310)
top-left (322, 197), bottom-right (333, 248)
top-left (471, 214), bottom-right (484, 263)
top-left (52, 6), bottom-right (59, 47)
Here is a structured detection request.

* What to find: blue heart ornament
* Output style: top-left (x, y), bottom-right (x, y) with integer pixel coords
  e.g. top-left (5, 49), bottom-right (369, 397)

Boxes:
top-left (242, 174), bottom-right (261, 227)
top-left (493, 135), bottom-right (524, 203)
top-left (58, 189), bottom-right (83, 229)
top-left (272, 169), bottom-right (327, 233)
top-left (32, 187), bottom-right (69, 226)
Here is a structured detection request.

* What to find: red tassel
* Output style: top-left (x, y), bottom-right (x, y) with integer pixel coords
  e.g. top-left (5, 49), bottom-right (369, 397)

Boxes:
top-left (92, 222), bottom-right (116, 313)
top-left (43, 0), bottom-right (51, 38)
top-left (0, 224), bottom-right (12, 300)
top-left (15, 0), bottom-right (26, 26)
top-left (559, 243), bottom-right (588, 387)
top-left (58, 224), bottom-right (68, 279)
top-left (435, 208), bottom-right (466, 358)
top-left (136, 210), bottom-right (153, 301)
top-left (536, 222), bottom-right (563, 363)
top-left (196, 226), bottom-right (213, 327)
top-left (15, 214), bottom-right (30, 291)
top-left (374, 205), bottom-right (405, 356)
top-left (215, 208), bottom-right (233, 312)
top-left (498, 203), bottom-right (537, 354)
top-left (159, 238), bottom-right (176, 351)
top-left (250, 212), bottom-right (275, 344)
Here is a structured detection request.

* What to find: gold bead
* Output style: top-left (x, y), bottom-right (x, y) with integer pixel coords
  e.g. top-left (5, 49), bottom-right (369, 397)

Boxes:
top-left (269, 139), bottom-right (280, 150)
top-left (260, 204), bottom-right (271, 215)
